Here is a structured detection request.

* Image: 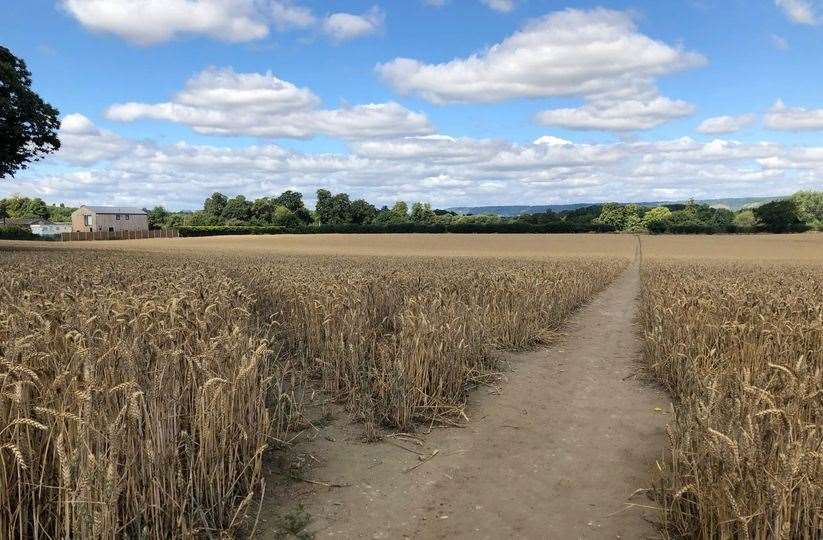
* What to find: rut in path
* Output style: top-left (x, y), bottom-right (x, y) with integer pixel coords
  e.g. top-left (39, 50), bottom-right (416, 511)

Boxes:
top-left (261, 258), bottom-right (669, 539)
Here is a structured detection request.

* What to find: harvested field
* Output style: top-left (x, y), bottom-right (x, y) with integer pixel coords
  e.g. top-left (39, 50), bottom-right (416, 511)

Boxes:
top-left (641, 260), bottom-right (822, 538)
top-left (0, 247), bottom-right (625, 537)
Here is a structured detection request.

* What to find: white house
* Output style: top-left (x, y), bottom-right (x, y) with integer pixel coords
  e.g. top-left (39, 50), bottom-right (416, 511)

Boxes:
top-left (30, 222), bottom-right (72, 237)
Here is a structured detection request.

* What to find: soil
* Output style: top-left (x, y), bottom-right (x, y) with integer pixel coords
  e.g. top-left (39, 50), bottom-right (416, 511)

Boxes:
top-left (258, 259), bottom-right (669, 539)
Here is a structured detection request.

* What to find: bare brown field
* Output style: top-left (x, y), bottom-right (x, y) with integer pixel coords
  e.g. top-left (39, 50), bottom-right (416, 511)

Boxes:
top-left (640, 233), bottom-right (823, 261)
top-left (1, 233), bottom-right (636, 259)
top-left (4, 232), bottom-right (821, 262)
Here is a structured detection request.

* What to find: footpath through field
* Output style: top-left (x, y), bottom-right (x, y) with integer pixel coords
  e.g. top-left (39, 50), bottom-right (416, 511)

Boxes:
top-left (262, 256), bottom-right (668, 539)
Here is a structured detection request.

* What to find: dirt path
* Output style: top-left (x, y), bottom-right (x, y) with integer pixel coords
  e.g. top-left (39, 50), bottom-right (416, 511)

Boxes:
top-left (261, 259), bottom-right (668, 539)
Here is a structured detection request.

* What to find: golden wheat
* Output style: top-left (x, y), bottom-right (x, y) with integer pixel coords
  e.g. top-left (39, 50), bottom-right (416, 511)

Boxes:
top-left (640, 260), bottom-right (822, 539)
top-left (0, 248), bottom-right (625, 537)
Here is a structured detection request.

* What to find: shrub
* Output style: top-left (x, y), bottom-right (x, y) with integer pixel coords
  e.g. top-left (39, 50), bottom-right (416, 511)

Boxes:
top-left (178, 225), bottom-right (286, 237)
top-left (0, 226), bottom-right (37, 240)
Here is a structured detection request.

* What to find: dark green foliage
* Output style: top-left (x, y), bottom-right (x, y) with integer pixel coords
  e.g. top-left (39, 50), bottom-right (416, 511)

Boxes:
top-left (203, 192), bottom-right (228, 217)
top-left (1, 46), bottom-right (61, 179)
top-left (146, 206), bottom-right (170, 230)
top-left (178, 225), bottom-right (287, 237)
top-left (350, 198), bottom-right (377, 224)
top-left (0, 226), bottom-right (36, 240)
top-left (754, 200), bottom-right (805, 233)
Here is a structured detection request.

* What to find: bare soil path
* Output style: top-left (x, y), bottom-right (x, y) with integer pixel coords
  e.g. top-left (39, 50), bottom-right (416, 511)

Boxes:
top-left (261, 258), bottom-right (669, 539)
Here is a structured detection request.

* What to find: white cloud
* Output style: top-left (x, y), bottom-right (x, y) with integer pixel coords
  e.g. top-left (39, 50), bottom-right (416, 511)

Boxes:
top-left (270, 0), bottom-right (316, 30)
top-left (480, 0), bottom-right (516, 13)
top-left (322, 6), bottom-right (384, 42)
top-left (57, 113), bottom-right (134, 164)
top-left (696, 114), bottom-right (756, 134)
top-left (60, 0), bottom-right (270, 45)
top-left (775, 0), bottom-right (818, 24)
top-left (764, 99), bottom-right (823, 130)
top-left (106, 67), bottom-right (433, 139)
top-left (377, 9), bottom-right (705, 106)
top-left (10, 115), bottom-right (816, 211)
top-left (536, 91), bottom-right (695, 131)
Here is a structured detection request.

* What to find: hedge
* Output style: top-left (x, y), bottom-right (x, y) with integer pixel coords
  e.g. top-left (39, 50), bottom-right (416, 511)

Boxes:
top-left (178, 225), bottom-right (287, 237)
top-left (0, 227), bottom-right (37, 240)
top-left (178, 222), bottom-right (620, 237)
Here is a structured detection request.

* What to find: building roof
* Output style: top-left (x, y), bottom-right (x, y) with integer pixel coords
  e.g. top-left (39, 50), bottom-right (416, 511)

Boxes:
top-left (80, 205), bottom-right (147, 215)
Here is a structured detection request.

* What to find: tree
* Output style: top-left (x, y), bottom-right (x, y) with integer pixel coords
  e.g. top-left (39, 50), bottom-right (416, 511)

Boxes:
top-left (147, 206), bottom-right (170, 229)
top-left (594, 203), bottom-right (627, 230)
top-left (221, 195), bottom-right (252, 222)
top-left (251, 197), bottom-right (278, 223)
top-left (641, 206), bottom-right (671, 228)
top-left (1, 47), bottom-right (61, 179)
top-left (315, 189), bottom-right (352, 224)
top-left (0, 199), bottom-right (6, 224)
top-left (390, 201), bottom-right (409, 221)
top-left (203, 192), bottom-right (228, 217)
top-left (272, 205), bottom-right (301, 228)
top-left (3, 195), bottom-right (48, 219)
top-left (754, 200), bottom-right (804, 233)
top-left (791, 191), bottom-right (823, 229)
top-left (410, 202), bottom-right (435, 223)
top-left (733, 210), bottom-right (757, 232)
top-left (350, 199), bottom-right (377, 224)
top-left (276, 190), bottom-right (305, 213)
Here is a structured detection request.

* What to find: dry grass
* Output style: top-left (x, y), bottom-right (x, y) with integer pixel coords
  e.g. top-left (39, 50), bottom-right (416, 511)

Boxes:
top-left (640, 260), bottom-right (822, 539)
top-left (0, 247), bottom-right (626, 537)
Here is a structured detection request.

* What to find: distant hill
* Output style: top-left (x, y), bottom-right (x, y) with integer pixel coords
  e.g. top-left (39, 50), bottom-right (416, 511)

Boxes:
top-left (448, 196), bottom-right (786, 216)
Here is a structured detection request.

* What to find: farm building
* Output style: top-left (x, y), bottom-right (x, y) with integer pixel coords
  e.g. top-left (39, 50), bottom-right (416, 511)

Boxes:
top-left (71, 206), bottom-right (148, 233)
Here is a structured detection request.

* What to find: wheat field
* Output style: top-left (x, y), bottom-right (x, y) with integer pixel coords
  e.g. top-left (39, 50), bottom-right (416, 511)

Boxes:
top-left (0, 246), bottom-right (625, 537)
top-left (641, 260), bottom-right (822, 538)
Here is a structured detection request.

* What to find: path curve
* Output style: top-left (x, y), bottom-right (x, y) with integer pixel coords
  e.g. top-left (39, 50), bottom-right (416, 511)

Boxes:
top-left (263, 256), bottom-right (668, 539)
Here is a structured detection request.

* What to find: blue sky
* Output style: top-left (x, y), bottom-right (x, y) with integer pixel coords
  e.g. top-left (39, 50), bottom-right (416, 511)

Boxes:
top-left (2, 0), bottom-right (822, 209)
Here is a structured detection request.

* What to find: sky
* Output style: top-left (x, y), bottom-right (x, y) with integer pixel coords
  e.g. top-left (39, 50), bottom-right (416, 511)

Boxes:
top-left (2, 0), bottom-right (823, 210)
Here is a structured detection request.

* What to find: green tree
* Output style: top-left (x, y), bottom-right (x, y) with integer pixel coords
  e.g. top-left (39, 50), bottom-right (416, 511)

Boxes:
top-left (1, 46), bottom-right (61, 179)
top-left (272, 205), bottom-right (301, 228)
top-left (753, 200), bottom-right (804, 233)
top-left (315, 189), bottom-right (353, 224)
top-left (791, 191), bottom-right (823, 229)
top-left (410, 202), bottom-right (435, 223)
top-left (251, 197), bottom-right (278, 223)
top-left (203, 192), bottom-right (228, 217)
top-left (0, 199), bottom-right (7, 224)
top-left (641, 206), bottom-right (671, 228)
top-left (350, 199), bottom-right (377, 224)
top-left (276, 190), bottom-right (305, 213)
top-left (147, 206), bottom-right (170, 229)
top-left (221, 195), bottom-right (252, 222)
top-left (594, 203), bottom-right (627, 229)
top-left (390, 201), bottom-right (409, 221)
top-left (733, 210), bottom-right (757, 232)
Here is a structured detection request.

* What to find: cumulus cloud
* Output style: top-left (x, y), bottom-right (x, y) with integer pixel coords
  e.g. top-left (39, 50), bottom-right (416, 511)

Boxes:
top-left (537, 91), bottom-right (695, 131)
top-left (377, 9), bottom-right (704, 103)
top-left (322, 6), bottom-right (384, 42)
top-left (60, 0), bottom-right (271, 45)
top-left (764, 99), bottom-right (823, 131)
top-left (57, 113), bottom-right (134, 164)
top-left (106, 67), bottom-right (433, 139)
top-left (696, 114), bottom-right (756, 134)
top-left (377, 8), bottom-right (704, 131)
top-left (775, 0), bottom-right (818, 24)
top-left (16, 114), bottom-right (814, 211)
top-left (61, 0), bottom-right (383, 45)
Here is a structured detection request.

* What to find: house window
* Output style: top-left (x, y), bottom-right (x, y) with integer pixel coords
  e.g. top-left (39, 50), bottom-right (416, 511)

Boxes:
top-left (84, 215), bottom-right (92, 226)
top-left (125, 214), bottom-right (130, 220)
top-left (116, 214), bottom-right (121, 220)
top-left (109, 227), bottom-right (114, 232)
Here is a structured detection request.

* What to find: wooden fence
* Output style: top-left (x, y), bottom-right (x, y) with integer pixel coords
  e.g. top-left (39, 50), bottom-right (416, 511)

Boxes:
top-left (60, 229), bottom-right (180, 242)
